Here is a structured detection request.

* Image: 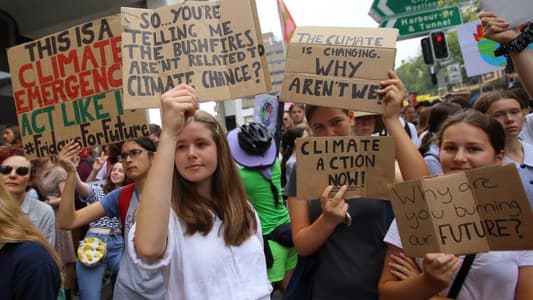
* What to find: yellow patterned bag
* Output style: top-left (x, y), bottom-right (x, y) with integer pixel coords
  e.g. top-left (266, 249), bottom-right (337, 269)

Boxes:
top-left (77, 237), bottom-right (107, 268)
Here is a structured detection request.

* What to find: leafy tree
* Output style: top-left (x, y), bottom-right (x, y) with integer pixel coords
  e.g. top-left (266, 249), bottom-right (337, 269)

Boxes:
top-left (396, 1), bottom-right (482, 95)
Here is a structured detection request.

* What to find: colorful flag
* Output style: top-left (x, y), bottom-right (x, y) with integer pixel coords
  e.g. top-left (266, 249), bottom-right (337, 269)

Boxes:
top-left (278, 0), bottom-right (296, 43)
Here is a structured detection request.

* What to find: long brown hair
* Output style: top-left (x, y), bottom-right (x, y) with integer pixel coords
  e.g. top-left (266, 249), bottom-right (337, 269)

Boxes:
top-left (0, 182), bottom-right (63, 279)
top-left (171, 110), bottom-right (257, 246)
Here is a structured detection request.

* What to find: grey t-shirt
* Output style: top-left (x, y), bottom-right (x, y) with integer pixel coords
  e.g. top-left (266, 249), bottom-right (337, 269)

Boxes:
top-left (100, 187), bottom-right (165, 300)
top-left (21, 192), bottom-right (56, 246)
top-left (286, 167), bottom-right (388, 300)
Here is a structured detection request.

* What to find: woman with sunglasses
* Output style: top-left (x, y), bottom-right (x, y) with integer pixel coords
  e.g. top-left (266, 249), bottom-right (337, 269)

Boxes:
top-left (57, 141), bottom-right (130, 300)
top-left (0, 147), bottom-right (55, 246)
top-left (58, 137), bottom-right (167, 300)
top-left (0, 181), bottom-right (62, 300)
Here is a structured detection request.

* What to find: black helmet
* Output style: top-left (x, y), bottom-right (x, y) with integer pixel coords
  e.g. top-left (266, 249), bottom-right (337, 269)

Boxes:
top-left (238, 122), bottom-right (272, 155)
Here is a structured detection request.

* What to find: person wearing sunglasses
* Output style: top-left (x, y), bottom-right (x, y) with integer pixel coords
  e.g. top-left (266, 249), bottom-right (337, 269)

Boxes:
top-left (57, 137), bottom-right (167, 300)
top-left (0, 147), bottom-right (56, 247)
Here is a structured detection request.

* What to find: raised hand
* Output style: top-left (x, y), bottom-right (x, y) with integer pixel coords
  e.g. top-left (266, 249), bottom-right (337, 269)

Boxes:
top-left (56, 140), bottom-right (81, 173)
top-left (377, 70), bottom-right (406, 122)
top-left (160, 83), bottom-right (199, 136)
top-left (319, 185), bottom-right (349, 227)
top-left (92, 152), bottom-right (108, 172)
top-left (479, 11), bottom-right (520, 44)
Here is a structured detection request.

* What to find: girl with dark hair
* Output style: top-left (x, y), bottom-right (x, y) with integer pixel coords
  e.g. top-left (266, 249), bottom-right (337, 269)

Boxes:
top-left (2, 125), bottom-right (22, 147)
top-left (131, 84), bottom-right (271, 299)
top-left (57, 141), bottom-right (131, 300)
top-left (379, 110), bottom-right (533, 299)
top-left (58, 136), bottom-right (165, 300)
top-left (418, 102), bottom-right (462, 175)
top-left (284, 71), bottom-right (429, 299)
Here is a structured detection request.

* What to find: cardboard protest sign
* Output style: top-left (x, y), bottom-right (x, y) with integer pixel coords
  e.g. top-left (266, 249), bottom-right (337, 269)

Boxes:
top-left (389, 164), bottom-right (533, 257)
top-left (280, 27), bottom-right (398, 113)
top-left (7, 15), bottom-right (148, 159)
top-left (480, 0), bottom-right (532, 27)
top-left (121, 0), bottom-right (271, 109)
top-left (295, 136), bottom-right (395, 200)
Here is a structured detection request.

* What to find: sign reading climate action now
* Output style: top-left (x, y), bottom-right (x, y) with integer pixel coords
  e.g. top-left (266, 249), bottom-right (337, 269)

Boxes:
top-left (388, 164), bottom-right (533, 257)
top-left (121, 0), bottom-right (271, 109)
top-left (7, 15), bottom-right (148, 159)
top-left (280, 27), bottom-right (398, 113)
top-left (295, 136), bottom-right (395, 200)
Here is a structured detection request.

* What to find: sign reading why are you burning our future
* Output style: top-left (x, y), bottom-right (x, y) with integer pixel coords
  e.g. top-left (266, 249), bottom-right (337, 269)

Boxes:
top-left (389, 164), bottom-right (533, 257)
top-left (7, 15), bottom-right (148, 160)
top-left (121, 0), bottom-right (271, 109)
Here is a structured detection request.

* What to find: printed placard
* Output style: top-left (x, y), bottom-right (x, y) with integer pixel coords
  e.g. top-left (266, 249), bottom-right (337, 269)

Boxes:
top-left (121, 0), bottom-right (271, 109)
top-left (280, 26), bottom-right (398, 113)
top-left (295, 136), bottom-right (395, 200)
top-left (389, 164), bottom-right (533, 257)
top-left (7, 15), bottom-right (148, 159)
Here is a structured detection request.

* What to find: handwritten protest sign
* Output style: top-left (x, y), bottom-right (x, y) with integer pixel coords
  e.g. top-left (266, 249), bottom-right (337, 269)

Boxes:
top-left (295, 136), bottom-right (395, 200)
top-left (479, 0), bottom-right (532, 27)
top-left (389, 164), bottom-right (533, 257)
top-left (121, 0), bottom-right (271, 109)
top-left (7, 15), bottom-right (148, 159)
top-left (280, 27), bottom-right (398, 113)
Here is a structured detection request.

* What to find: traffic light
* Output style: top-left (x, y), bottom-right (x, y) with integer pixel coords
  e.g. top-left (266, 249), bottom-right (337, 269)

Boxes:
top-left (430, 31), bottom-right (449, 59)
top-left (421, 37), bottom-right (434, 65)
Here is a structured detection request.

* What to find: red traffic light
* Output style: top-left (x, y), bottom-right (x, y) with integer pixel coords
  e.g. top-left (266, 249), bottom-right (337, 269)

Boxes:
top-left (435, 34), bottom-right (443, 43)
top-left (430, 31), bottom-right (449, 59)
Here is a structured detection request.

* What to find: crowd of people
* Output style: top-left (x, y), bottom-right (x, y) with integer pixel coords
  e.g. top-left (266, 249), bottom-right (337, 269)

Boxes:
top-left (1, 11), bottom-right (532, 300)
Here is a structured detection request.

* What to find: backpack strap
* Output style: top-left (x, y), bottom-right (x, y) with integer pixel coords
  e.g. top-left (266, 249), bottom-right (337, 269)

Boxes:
top-left (119, 183), bottom-right (136, 228)
top-left (447, 254), bottom-right (476, 299)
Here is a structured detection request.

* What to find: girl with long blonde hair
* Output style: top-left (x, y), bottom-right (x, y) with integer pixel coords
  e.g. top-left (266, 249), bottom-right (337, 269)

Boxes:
top-left (0, 181), bottom-right (62, 299)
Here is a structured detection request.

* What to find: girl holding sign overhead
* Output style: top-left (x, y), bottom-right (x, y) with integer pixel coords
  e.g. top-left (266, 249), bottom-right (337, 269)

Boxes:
top-left (378, 110), bottom-right (533, 300)
top-left (284, 71), bottom-right (429, 300)
top-left (129, 84), bottom-right (271, 299)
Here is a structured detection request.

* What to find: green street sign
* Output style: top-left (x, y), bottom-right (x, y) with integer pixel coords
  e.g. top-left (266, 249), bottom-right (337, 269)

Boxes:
top-left (369, 0), bottom-right (439, 22)
top-left (379, 6), bottom-right (463, 40)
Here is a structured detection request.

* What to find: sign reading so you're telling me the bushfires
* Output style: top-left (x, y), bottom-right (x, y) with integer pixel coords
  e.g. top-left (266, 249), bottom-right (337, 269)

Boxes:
top-left (389, 164), bottom-right (533, 257)
top-left (121, 0), bottom-right (271, 109)
top-left (281, 27), bottom-right (398, 113)
top-left (7, 15), bottom-right (148, 160)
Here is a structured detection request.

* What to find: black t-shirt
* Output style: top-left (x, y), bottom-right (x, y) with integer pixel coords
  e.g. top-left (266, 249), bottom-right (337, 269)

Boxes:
top-left (286, 166), bottom-right (389, 300)
top-left (0, 241), bottom-right (61, 300)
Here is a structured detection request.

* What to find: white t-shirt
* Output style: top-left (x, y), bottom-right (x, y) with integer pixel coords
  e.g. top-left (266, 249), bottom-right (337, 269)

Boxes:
top-left (384, 219), bottom-right (533, 300)
top-left (128, 211), bottom-right (272, 300)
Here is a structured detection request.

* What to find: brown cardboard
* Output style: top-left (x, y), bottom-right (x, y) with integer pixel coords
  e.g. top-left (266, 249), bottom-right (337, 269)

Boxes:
top-left (6, 15), bottom-right (148, 159)
top-left (7, 15), bottom-right (122, 114)
top-left (388, 164), bottom-right (533, 256)
top-left (295, 136), bottom-right (395, 200)
top-left (280, 26), bottom-right (398, 113)
top-left (121, 0), bottom-right (271, 109)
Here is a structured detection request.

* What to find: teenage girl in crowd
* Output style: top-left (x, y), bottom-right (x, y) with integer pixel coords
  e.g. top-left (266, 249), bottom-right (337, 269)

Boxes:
top-left (0, 181), bottom-right (61, 300)
top-left (289, 103), bottom-right (307, 127)
top-left (479, 11), bottom-right (533, 145)
top-left (474, 91), bottom-right (533, 204)
top-left (58, 137), bottom-right (165, 300)
top-left (57, 141), bottom-right (129, 300)
top-left (379, 110), bottom-right (533, 299)
top-left (418, 102), bottom-right (462, 175)
top-left (2, 125), bottom-right (22, 147)
top-left (130, 83), bottom-right (271, 299)
top-left (284, 71), bottom-right (429, 299)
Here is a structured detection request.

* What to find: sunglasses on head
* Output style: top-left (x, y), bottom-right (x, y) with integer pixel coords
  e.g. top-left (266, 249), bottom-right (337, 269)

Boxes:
top-left (0, 165), bottom-right (30, 176)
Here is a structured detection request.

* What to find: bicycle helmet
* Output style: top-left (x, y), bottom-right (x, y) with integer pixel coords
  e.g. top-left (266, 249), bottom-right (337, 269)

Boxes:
top-left (238, 122), bottom-right (272, 156)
